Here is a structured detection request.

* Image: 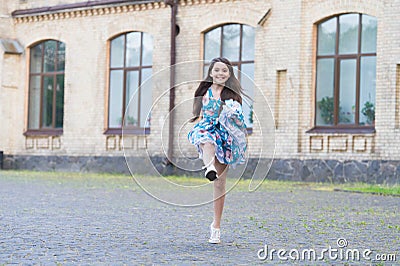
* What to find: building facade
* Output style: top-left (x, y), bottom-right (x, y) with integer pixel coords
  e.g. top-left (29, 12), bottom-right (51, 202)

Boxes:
top-left (0, 0), bottom-right (399, 183)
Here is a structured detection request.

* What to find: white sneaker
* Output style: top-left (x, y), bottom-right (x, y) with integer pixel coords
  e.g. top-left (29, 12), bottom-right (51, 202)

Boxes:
top-left (208, 223), bottom-right (221, 244)
top-left (205, 164), bottom-right (218, 181)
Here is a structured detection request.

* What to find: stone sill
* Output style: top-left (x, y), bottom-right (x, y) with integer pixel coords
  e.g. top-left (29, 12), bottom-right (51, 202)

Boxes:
top-left (306, 127), bottom-right (375, 135)
top-left (24, 129), bottom-right (63, 136)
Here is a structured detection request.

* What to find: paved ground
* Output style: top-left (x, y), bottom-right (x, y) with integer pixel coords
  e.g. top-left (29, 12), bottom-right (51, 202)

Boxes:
top-left (0, 171), bottom-right (399, 265)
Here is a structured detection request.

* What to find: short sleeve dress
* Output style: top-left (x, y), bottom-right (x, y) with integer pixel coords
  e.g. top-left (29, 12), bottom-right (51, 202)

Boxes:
top-left (188, 88), bottom-right (247, 168)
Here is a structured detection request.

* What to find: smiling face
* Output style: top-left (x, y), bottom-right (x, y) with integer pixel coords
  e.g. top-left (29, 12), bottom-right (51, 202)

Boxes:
top-left (209, 62), bottom-right (231, 85)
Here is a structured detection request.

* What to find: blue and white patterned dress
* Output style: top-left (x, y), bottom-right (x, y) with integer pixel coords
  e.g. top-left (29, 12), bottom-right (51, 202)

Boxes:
top-left (188, 88), bottom-right (247, 168)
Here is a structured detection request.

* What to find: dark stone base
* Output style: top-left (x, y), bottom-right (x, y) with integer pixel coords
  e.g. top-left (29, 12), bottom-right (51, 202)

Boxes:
top-left (264, 159), bottom-right (400, 184)
top-left (2, 154), bottom-right (400, 184)
top-left (3, 154), bottom-right (131, 174)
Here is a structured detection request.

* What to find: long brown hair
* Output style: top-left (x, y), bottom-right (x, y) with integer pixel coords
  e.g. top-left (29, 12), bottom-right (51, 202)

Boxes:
top-left (190, 57), bottom-right (245, 122)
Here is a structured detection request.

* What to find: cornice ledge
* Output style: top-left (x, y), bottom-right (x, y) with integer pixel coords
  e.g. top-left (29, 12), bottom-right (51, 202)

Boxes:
top-left (13, 1), bottom-right (166, 24)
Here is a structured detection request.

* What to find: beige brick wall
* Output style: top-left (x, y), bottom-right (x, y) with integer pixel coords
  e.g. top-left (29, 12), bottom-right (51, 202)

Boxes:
top-left (0, 0), bottom-right (399, 162)
top-left (0, 11), bottom-right (24, 154)
top-left (4, 1), bottom-right (171, 157)
top-left (298, 0), bottom-right (400, 160)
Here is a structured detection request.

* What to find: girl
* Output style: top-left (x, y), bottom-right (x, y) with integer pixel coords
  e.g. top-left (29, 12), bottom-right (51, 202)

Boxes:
top-left (188, 57), bottom-right (247, 244)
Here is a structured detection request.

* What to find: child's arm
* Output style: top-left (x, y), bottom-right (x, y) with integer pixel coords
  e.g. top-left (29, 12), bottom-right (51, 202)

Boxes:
top-left (192, 109), bottom-right (203, 123)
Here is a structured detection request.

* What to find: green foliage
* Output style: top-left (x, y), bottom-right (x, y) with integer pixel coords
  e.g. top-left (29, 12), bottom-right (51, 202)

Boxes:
top-left (317, 96), bottom-right (334, 124)
top-left (118, 116), bottom-right (137, 126)
top-left (126, 116), bottom-right (137, 125)
top-left (341, 183), bottom-right (400, 196)
top-left (361, 101), bottom-right (375, 125)
top-left (318, 96), bottom-right (355, 124)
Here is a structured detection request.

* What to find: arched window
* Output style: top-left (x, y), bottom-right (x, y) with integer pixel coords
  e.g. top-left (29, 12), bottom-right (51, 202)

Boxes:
top-left (315, 13), bottom-right (377, 128)
top-left (107, 32), bottom-right (153, 134)
top-left (204, 24), bottom-right (255, 128)
top-left (28, 40), bottom-right (65, 133)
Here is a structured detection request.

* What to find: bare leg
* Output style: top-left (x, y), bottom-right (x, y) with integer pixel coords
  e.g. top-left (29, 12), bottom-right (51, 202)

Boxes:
top-left (200, 142), bottom-right (215, 168)
top-left (200, 143), bottom-right (227, 228)
top-left (212, 159), bottom-right (228, 229)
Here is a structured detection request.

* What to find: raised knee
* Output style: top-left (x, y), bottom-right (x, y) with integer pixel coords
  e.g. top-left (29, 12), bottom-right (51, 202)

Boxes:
top-left (214, 178), bottom-right (226, 190)
top-left (203, 142), bottom-right (214, 149)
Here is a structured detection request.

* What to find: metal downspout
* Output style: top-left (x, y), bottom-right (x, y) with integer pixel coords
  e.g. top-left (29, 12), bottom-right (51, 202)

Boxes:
top-left (165, 0), bottom-right (178, 165)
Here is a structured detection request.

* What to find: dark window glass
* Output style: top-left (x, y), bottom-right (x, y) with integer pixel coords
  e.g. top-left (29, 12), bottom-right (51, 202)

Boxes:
top-left (42, 75), bottom-right (54, 128)
top-left (28, 40), bottom-right (65, 130)
top-left (55, 74), bottom-right (65, 128)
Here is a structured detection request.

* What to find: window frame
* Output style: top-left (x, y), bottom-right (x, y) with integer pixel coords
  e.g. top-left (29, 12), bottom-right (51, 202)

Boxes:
top-left (105, 31), bottom-right (152, 135)
top-left (203, 23), bottom-right (255, 133)
top-left (203, 23), bottom-right (254, 82)
top-left (311, 13), bottom-right (377, 133)
top-left (25, 40), bottom-right (65, 136)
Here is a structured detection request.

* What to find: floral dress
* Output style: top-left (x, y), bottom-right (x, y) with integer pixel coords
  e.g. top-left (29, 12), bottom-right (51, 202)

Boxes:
top-left (188, 88), bottom-right (247, 168)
